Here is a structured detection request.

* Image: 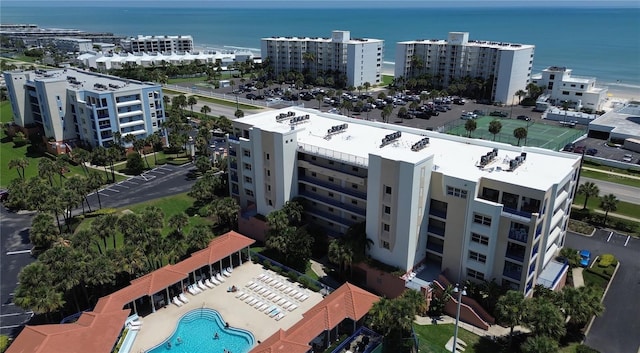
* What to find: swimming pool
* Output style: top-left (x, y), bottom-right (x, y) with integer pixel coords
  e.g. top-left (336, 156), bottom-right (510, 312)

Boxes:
top-left (147, 308), bottom-right (255, 353)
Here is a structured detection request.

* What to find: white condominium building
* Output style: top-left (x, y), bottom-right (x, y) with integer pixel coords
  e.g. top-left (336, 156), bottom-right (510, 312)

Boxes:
top-left (531, 66), bottom-right (608, 111)
top-left (261, 30), bottom-right (383, 87)
top-left (395, 32), bottom-right (535, 105)
top-left (120, 35), bottom-right (194, 53)
top-left (228, 107), bottom-right (580, 295)
top-left (4, 68), bottom-right (166, 151)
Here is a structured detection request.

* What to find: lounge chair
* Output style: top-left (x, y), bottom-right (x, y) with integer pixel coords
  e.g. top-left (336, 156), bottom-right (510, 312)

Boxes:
top-left (257, 303), bottom-right (269, 311)
top-left (216, 273), bottom-right (226, 283)
top-left (264, 305), bottom-right (276, 314)
top-left (248, 282), bottom-right (258, 290)
top-left (239, 293), bottom-right (249, 300)
top-left (287, 304), bottom-right (298, 312)
top-left (248, 298), bottom-right (259, 306)
top-left (257, 273), bottom-right (267, 280)
top-left (187, 285), bottom-right (200, 295)
top-left (299, 294), bottom-right (309, 302)
top-left (235, 290), bottom-right (245, 298)
top-left (294, 292), bottom-right (304, 300)
top-left (197, 280), bottom-right (208, 291)
top-left (204, 278), bottom-right (216, 288)
top-left (265, 277), bottom-right (275, 285)
top-left (272, 296), bottom-right (281, 304)
top-left (222, 269), bottom-right (231, 277)
top-left (172, 296), bottom-right (183, 307)
top-left (258, 287), bottom-right (268, 295)
top-left (210, 276), bottom-right (221, 285)
top-left (179, 293), bottom-right (190, 303)
top-left (246, 280), bottom-right (254, 287)
top-left (260, 275), bottom-right (270, 283)
top-left (226, 267), bottom-right (233, 273)
top-left (283, 287), bottom-right (293, 294)
top-left (282, 301), bottom-right (292, 310)
top-left (253, 300), bottom-right (263, 308)
top-left (254, 285), bottom-right (263, 292)
top-left (244, 296), bottom-right (255, 303)
top-left (277, 298), bottom-right (287, 306)
top-left (275, 313), bottom-right (286, 321)
top-left (267, 292), bottom-right (277, 300)
top-left (269, 308), bottom-right (280, 318)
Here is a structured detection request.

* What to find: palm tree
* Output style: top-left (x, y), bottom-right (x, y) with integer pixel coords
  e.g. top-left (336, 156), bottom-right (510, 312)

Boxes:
top-left (577, 182), bottom-right (600, 209)
top-left (38, 158), bottom-right (57, 186)
top-left (169, 213), bottom-right (189, 234)
top-left (141, 206), bottom-right (165, 230)
top-left (234, 109), bottom-right (244, 118)
top-left (561, 286), bottom-right (604, 326)
top-left (488, 119), bottom-right (502, 141)
top-left (315, 93), bottom-right (324, 109)
top-left (146, 132), bottom-right (162, 166)
top-left (65, 175), bottom-right (91, 214)
top-left (211, 197), bottom-right (240, 230)
top-left (94, 214), bottom-right (119, 251)
top-left (523, 297), bottom-right (566, 339)
top-left (30, 212), bottom-right (60, 250)
top-left (187, 224), bottom-right (213, 252)
top-left (73, 148), bottom-right (91, 176)
top-left (328, 239), bottom-right (353, 277)
top-left (515, 89), bottom-right (527, 105)
top-left (87, 171), bottom-right (104, 209)
top-left (495, 290), bottom-right (525, 346)
top-left (464, 119), bottom-right (477, 137)
top-left (599, 193), bottom-right (618, 225)
top-left (200, 105), bottom-right (211, 118)
top-left (381, 105), bottom-right (393, 123)
top-left (513, 127), bottom-right (528, 146)
top-left (8, 158), bottom-right (28, 180)
top-left (187, 96), bottom-right (198, 112)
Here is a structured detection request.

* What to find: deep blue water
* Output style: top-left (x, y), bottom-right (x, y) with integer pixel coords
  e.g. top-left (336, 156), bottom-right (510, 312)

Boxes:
top-left (2, 5), bottom-right (639, 91)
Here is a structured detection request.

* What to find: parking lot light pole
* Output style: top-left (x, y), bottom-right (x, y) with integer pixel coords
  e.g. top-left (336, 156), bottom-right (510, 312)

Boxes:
top-left (452, 284), bottom-right (467, 353)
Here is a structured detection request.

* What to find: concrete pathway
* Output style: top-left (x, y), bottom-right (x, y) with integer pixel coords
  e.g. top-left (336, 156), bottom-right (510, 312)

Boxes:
top-left (414, 315), bottom-right (530, 338)
top-left (570, 205), bottom-right (640, 223)
top-left (572, 268), bottom-right (585, 288)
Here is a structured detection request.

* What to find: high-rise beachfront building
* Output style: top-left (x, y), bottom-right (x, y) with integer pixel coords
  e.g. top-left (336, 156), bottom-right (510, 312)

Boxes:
top-left (531, 66), bottom-right (608, 111)
top-left (229, 107), bottom-right (580, 295)
top-left (395, 32), bottom-right (535, 105)
top-left (3, 68), bottom-right (166, 153)
top-left (120, 34), bottom-right (194, 53)
top-left (261, 30), bottom-right (384, 87)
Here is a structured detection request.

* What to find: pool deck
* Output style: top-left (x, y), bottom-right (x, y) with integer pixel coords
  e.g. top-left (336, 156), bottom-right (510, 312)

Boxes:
top-left (130, 261), bottom-right (324, 352)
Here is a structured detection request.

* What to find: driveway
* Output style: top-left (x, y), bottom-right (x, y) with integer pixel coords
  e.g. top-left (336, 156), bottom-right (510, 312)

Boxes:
top-left (564, 230), bottom-right (640, 353)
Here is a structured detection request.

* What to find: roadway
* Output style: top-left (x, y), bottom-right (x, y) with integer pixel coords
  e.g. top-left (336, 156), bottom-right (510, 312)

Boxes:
top-left (578, 176), bottom-right (640, 205)
top-left (0, 162), bottom-right (198, 338)
top-left (565, 230), bottom-right (640, 353)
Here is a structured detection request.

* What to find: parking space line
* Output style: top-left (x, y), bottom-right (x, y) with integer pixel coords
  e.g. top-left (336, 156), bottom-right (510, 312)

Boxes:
top-left (624, 236), bottom-right (630, 246)
top-left (105, 188), bottom-right (120, 193)
top-left (0, 312), bottom-right (33, 318)
top-left (607, 232), bottom-right (613, 242)
top-left (6, 250), bottom-right (31, 255)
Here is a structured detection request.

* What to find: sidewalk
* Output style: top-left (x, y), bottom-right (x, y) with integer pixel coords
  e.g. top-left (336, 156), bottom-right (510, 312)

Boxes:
top-left (582, 166), bottom-right (640, 180)
top-left (572, 268), bottom-right (585, 288)
top-left (414, 315), bottom-right (530, 338)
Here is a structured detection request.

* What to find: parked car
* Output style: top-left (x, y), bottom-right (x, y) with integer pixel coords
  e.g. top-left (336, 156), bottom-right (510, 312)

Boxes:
top-left (460, 112), bottom-right (477, 120)
top-left (579, 250), bottom-right (591, 267)
top-left (0, 189), bottom-right (8, 202)
top-left (623, 154), bottom-right (633, 162)
top-left (245, 93), bottom-right (257, 100)
top-left (574, 146), bottom-right (586, 154)
top-left (473, 110), bottom-right (484, 116)
top-left (563, 143), bottom-right (575, 152)
top-left (517, 115), bottom-right (531, 121)
top-left (490, 111), bottom-right (508, 117)
top-left (453, 97), bottom-right (465, 105)
top-left (586, 148), bottom-right (598, 156)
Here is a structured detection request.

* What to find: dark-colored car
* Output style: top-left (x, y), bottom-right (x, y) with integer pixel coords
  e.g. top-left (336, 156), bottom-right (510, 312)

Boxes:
top-left (563, 143), bottom-right (575, 152)
top-left (0, 189), bottom-right (8, 202)
top-left (586, 148), bottom-right (598, 156)
top-left (490, 111), bottom-right (508, 117)
top-left (245, 93), bottom-right (257, 100)
top-left (574, 146), bottom-right (586, 154)
top-left (517, 115), bottom-right (531, 121)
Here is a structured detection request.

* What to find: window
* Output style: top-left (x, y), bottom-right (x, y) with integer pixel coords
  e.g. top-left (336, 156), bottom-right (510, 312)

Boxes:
top-left (243, 163), bottom-right (252, 171)
top-left (467, 269), bottom-right (484, 280)
top-left (265, 153), bottom-right (270, 160)
top-left (382, 223), bottom-right (390, 232)
top-left (351, 199), bottom-right (358, 205)
top-left (244, 189), bottom-right (254, 197)
top-left (243, 149), bottom-right (251, 157)
top-left (469, 251), bottom-right (487, 263)
top-left (311, 172), bottom-right (317, 177)
top-left (382, 241), bottom-right (390, 249)
top-left (447, 186), bottom-right (468, 199)
top-left (471, 233), bottom-right (489, 246)
top-left (266, 169), bottom-right (271, 177)
top-left (352, 166), bottom-right (359, 172)
top-left (268, 199), bottom-right (273, 206)
top-left (328, 207), bottom-right (334, 212)
top-left (352, 183), bottom-right (358, 189)
top-left (384, 185), bottom-right (392, 194)
top-left (562, 91), bottom-right (569, 95)
top-left (328, 160), bottom-right (334, 165)
top-left (549, 74), bottom-right (555, 80)
top-left (384, 206), bottom-right (391, 214)
top-left (267, 185), bottom-right (271, 191)
top-left (473, 214), bottom-right (492, 226)
top-left (575, 92), bottom-right (583, 96)
top-left (328, 177), bottom-right (334, 182)
top-left (244, 176), bottom-right (252, 183)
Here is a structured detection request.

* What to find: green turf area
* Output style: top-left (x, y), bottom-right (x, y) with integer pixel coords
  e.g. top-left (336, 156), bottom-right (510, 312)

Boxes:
top-left (162, 89), bottom-right (260, 110)
top-left (0, 101), bottom-right (13, 123)
top-left (572, 195), bottom-right (640, 219)
top-left (413, 323), bottom-right (484, 353)
top-left (167, 76), bottom-right (209, 84)
top-left (381, 75), bottom-right (394, 86)
top-left (445, 116), bottom-right (586, 150)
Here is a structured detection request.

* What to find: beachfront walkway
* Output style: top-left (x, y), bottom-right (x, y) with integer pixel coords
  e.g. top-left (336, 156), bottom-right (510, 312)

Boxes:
top-left (129, 261), bottom-right (323, 352)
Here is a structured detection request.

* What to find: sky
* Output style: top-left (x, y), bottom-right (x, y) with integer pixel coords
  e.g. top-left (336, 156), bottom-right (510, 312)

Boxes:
top-left (2, 0), bottom-right (638, 7)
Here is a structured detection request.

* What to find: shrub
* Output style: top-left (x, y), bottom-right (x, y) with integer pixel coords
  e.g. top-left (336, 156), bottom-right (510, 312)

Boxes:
top-left (126, 152), bottom-right (145, 175)
top-left (262, 259), bottom-right (271, 270)
top-left (0, 334), bottom-right (10, 353)
top-left (576, 344), bottom-right (601, 353)
top-left (598, 254), bottom-right (615, 267)
top-left (86, 208), bottom-right (117, 217)
top-left (287, 270), bottom-right (299, 282)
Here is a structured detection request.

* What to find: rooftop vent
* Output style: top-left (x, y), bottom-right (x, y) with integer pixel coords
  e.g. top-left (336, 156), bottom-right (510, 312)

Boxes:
top-left (380, 131), bottom-right (402, 148)
top-left (480, 148), bottom-right (499, 167)
top-left (508, 152), bottom-right (527, 171)
top-left (289, 114), bottom-right (310, 125)
top-left (276, 111), bottom-right (296, 122)
top-left (411, 137), bottom-right (430, 152)
top-left (326, 123), bottom-right (348, 136)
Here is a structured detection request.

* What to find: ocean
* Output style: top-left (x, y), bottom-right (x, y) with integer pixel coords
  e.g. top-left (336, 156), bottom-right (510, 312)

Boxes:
top-left (2, 4), bottom-right (639, 95)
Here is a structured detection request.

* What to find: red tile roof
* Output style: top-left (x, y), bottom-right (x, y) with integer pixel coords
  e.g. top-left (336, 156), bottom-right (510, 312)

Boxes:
top-left (6, 231), bottom-right (255, 353)
top-left (249, 283), bottom-right (379, 353)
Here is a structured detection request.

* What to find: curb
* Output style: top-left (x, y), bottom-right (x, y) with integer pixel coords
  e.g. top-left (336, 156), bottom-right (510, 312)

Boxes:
top-left (582, 259), bottom-right (621, 340)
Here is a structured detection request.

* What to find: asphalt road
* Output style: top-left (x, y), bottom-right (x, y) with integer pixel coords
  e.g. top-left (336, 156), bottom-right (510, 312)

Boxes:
top-left (565, 230), bottom-right (640, 353)
top-left (0, 162), bottom-right (197, 338)
top-left (579, 176), bottom-right (640, 205)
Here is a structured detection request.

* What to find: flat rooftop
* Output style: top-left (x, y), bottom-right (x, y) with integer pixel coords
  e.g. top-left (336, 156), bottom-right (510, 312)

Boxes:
top-left (398, 38), bottom-right (534, 50)
top-left (235, 107), bottom-right (580, 191)
top-left (14, 68), bottom-right (155, 92)
top-left (262, 36), bottom-right (382, 44)
top-left (591, 102), bottom-right (640, 138)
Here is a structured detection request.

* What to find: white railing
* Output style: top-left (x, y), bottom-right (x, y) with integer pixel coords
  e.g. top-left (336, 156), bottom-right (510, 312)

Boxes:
top-left (297, 142), bottom-right (369, 167)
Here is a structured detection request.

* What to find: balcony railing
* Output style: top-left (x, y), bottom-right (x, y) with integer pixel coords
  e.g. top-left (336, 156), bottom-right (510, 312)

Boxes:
top-left (228, 149), bottom-right (237, 156)
top-left (307, 209), bottom-right (355, 227)
top-left (505, 251), bottom-right (525, 263)
top-left (503, 207), bottom-right (532, 219)
top-left (230, 175), bottom-right (238, 182)
top-left (299, 175), bottom-right (367, 200)
top-left (298, 142), bottom-right (369, 167)
top-left (426, 241), bottom-right (444, 254)
top-left (429, 208), bottom-right (447, 219)
top-left (503, 268), bottom-right (522, 281)
top-left (299, 190), bottom-right (366, 216)
top-left (508, 228), bottom-right (529, 243)
top-left (427, 225), bottom-right (445, 237)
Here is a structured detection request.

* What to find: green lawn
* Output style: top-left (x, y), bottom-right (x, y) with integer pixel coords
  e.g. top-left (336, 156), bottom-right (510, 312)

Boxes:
top-left (580, 169), bottom-right (640, 188)
top-left (381, 75), bottom-right (394, 86)
top-left (413, 323), bottom-right (485, 353)
top-left (0, 101), bottom-right (13, 123)
top-left (583, 161), bottom-right (640, 177)
top-left (572, 194), bottom-right (640, 219)
top-left (162, 89), bottom-right (261, 110)
top-left (167, 76), bottom-right (209, 84)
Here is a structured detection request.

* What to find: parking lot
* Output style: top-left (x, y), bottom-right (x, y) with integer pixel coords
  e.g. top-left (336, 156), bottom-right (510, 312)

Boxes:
top-left (564, 137), bottom-right (640, 165)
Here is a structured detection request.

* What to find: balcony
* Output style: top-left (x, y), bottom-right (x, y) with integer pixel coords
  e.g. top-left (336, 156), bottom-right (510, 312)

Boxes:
top-left (230, 162), bottom-right (237, 170)
top-left (429, 208), bottom-right (447, 219)
top-left (230, 174), bottom-right (238, 182)
top-left (307, 209), bottom-right (355, 227)
top-left (502, 207), bottom-right (532, 219)
top-left (505, 249), bottom-right (525, 263)
top-left (299, 190), bottom-right (365, 216)
top-left (299, 175), bottom-right (367, 200)
top-left (508, 228), bottom-right (529, 243)
top-left (426, 241), bottom-right (444, 254)
top-left (229, 149), bottom-right (237, 156)
top-left (503, 268), bottom-right (522, 281)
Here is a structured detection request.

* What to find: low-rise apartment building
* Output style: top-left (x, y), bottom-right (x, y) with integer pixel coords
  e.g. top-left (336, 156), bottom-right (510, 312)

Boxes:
top-left (228, 107), bottom-right (581, 295)
top-left (395, 32), bottom-right (535, 105)
top-left (121, 34), bottom-right (194, 53)
top-left (531, 66), bottom-right (608, 111)
top-left (3, 68), bottom-right (166, 152)
top-left (261, 30), bottom-right (383, 87)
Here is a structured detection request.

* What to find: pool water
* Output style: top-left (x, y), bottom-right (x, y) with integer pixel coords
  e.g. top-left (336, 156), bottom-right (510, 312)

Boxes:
top-left (147, 308), bottom-right (255, 353)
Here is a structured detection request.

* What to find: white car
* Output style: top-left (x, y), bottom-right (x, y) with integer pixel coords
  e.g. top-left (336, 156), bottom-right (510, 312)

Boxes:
top-left (622, 154), bottom-right (633, 162)
top-left (460, 112), bottom-right (477, 120)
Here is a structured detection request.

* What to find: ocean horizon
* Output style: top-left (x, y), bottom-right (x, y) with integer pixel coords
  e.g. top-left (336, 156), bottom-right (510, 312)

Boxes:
top-left (2, 5), bottom-right (639, 95)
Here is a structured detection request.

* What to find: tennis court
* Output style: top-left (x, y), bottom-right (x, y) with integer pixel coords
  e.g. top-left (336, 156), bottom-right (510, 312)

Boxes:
top-left (443, 116), bottom-right (586, 150)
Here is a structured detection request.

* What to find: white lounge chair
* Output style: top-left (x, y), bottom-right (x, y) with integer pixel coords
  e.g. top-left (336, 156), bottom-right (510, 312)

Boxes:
top-left (258, 287), bottom-right (268, 295)
top-left (272, 296), bottom-right (281, 304)
top-left (267, 292), bottom-right (277, 300)
top-left (294, 292), bottom-right (304, 300)
top-left (275, 313), bottom-right (286, 321)
top-left (287, 304), bottom-right (298, 312)
top-left (248, 298), bottom-right (259, 306)
top-left (260, 275), bottom-right (270, 283)
top-left (257, 303), bottom-right (269, 311)
top-left (235, 290), bottom-right (245, 298)
top-left (222, 269), bottom-right (231, 277)
top-left (283, 286), bottom-right (292, 294)
top-left (253, 300), bottom-right (263, 308)
top-left (187, 285), bottom-right (199, 295)
top-left (226, 267), bottom-right (233, 273)
top-left (282, 301), bottom-right (292, 310)
top-left (244, 296), bottom-right (255, 303)
top-left (216, 273), bottom-right (226, 283)
top-left (277, 298), bottom-right (287, 306)
top-left (264, 305), bottom-right (276, 314)
top-left (210, 276), bottom-right (221, 285)
top-left (204, 278), bottom-right (216, 288)
top-left (179, 293), bottom-right (190, 303)
top-left (197, 280), bottom-right (208, 291)
top-left (239, 293), bottom-right (249, 300)
top-left (172, 296), bottom-right (183, 307)
top-left (299, 294), bottom-right (309, 302)
top-left (248, 282), bottom-right (258, 290)
top-left (269, 308), bottom-right (280, 318)
top-left (246, 280), bottom-right (254, 287)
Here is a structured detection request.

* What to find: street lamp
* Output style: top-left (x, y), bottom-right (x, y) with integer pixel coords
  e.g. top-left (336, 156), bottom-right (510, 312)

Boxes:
top-left (452, 283), bottom-right (467, 353)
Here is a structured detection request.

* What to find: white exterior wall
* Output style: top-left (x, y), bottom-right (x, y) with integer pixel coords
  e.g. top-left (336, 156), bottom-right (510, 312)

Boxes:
top-left (494, 48), bottom-right (533, 105)
top-left (531, 67), bottom-right (608, 110)
top-left (346, 41), bottom-right (383, 87)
